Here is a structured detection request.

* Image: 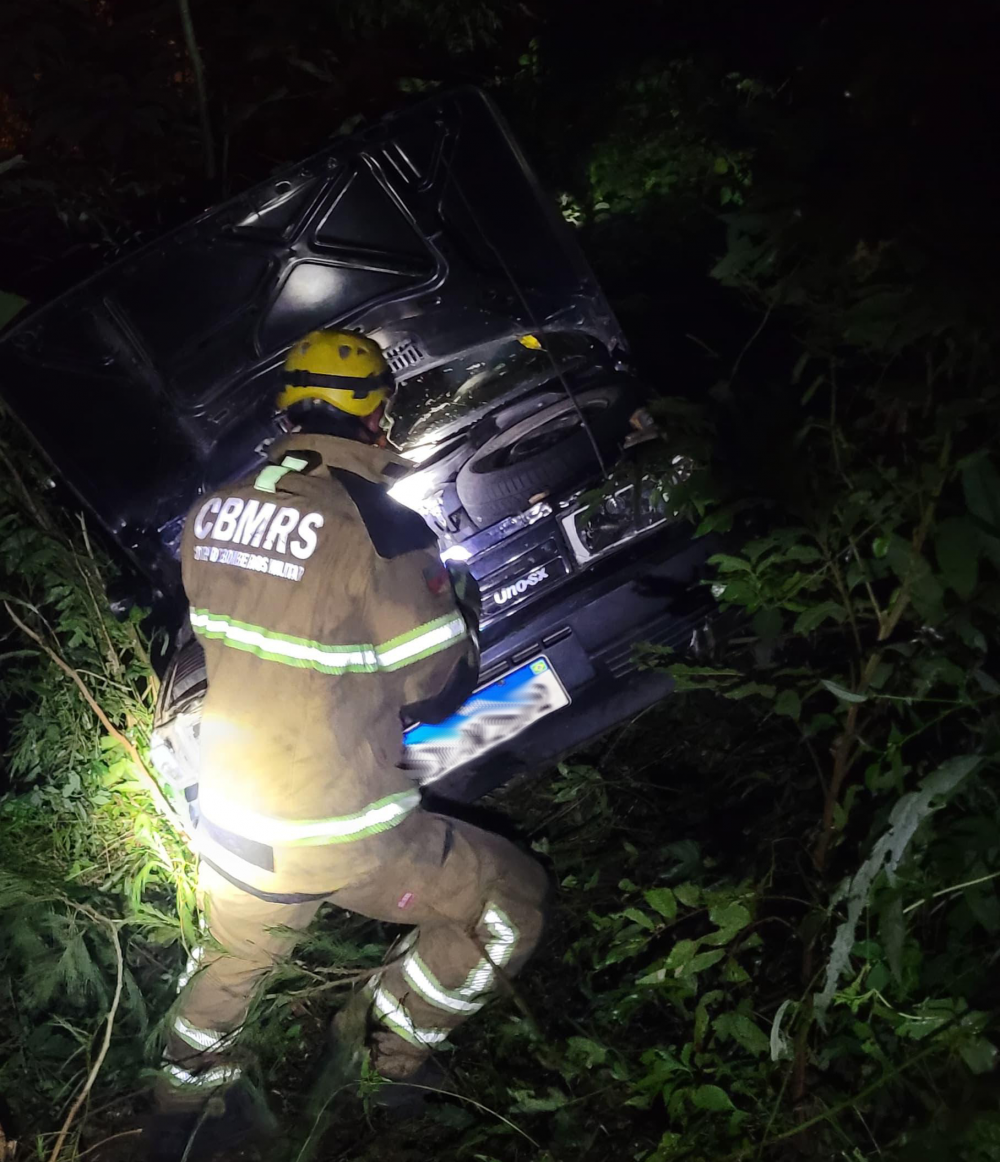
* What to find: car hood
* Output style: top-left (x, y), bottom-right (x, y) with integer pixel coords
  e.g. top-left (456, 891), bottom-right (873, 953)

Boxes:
top-left (0, 87), bottom-right (623, 592)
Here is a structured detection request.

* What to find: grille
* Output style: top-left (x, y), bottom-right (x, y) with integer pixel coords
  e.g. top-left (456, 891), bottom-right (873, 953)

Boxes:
top-left (594, 600), bottom-right (715, 680)
top-left (385, 339), bottom-right (424, 375)
top-left (478, 538), bottom-right (567, 623)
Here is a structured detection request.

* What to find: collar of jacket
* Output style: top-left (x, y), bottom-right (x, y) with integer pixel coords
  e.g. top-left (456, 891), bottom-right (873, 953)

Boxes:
top-left (268, 433), bottom-right (409, 486)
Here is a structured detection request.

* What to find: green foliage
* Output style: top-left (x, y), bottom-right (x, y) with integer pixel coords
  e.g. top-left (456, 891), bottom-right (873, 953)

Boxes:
top-left (601, 45), bottom-right (1000, 1152)
top-left (352, 708), bottom-right (998, 1159)
top-left (580, 63), bottom-right (756, 224)
top-left (0, 289), bottom-right (26, 329)
top-left (0, 414), bottom-right (196, 1154)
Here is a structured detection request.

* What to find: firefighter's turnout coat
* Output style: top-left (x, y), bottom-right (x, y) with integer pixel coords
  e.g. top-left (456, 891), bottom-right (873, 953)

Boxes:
top-left (182, 433), bottom-right (477, 898)
top-left (160, 434), bottom-right (547, 1100)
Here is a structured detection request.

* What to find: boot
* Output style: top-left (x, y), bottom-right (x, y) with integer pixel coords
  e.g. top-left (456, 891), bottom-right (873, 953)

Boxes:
top-left (367, 1054), bottom-right (449, 1119)
top-left (291, 991), bottom-right (374, 1162)
top-left (326, 986), bottom-right (447, 1120)
top-left (328, 985), bottom-right (371, 1076)
top-left (142, 1081), bottom-right (276, 1162)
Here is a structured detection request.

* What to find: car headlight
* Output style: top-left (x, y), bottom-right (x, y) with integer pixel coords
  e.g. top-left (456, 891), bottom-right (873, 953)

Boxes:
top-left (387, 472), bottom-right (436, 513)
top-left (560, 463), bottom-right (690, 564)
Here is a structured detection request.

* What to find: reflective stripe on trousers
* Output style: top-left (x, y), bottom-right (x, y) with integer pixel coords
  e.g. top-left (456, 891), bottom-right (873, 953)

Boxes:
top-left (370, 901), bottom-right (520, 1042)
top-left (371, 984), bottom-right (451, 1047)
top-left (173, 1014), bottom-right (236, 1053)
top-left (163, 1062), bottom-right (242, 1090)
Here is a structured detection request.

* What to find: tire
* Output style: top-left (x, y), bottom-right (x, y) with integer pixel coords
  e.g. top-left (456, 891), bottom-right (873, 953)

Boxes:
top-left (397, 434), bottom-right (471, 494)
top-left (150, 637), bottom-right (206, 813)
top-left (153, 636), bottom-right (207, 730)
top-left (456, 384), bottom-right (634, 528)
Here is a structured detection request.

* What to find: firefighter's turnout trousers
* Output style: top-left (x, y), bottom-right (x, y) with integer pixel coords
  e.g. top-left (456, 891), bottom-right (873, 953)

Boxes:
top-left (159, 434), bottom-right (548, 1108)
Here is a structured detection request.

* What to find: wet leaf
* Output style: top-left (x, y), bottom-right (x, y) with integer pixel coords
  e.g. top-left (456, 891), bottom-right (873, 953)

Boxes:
top-left (705, 902), bottom-right (751, 945)
top-left (691, 1084), bottom-right (734, 1111)
top-left (723, 958), bottom-right (751, 984)
top-left (821, 679), bottom-right (868, 703)
top-left (648, 1131), bottom-right (682, 1161)
top-left (714, 1011), bottom-right (770, 1056)
top-left (623, 907), bottom-right (657, 931)
top-left (664, 939), bottom-right (697, 971)
top-left (770, 999), bottom-right (795, 1061)
top-left (785, 544), bottom-right (822, 563)
top-left (674, 883), bottom-right (701, 908)
top-left (686, 949), bottom-right (727, 974)
top-left (566, 1036), bottom-right (608, 1070)
top-left (774, 689), bottom-right (801, 721)
top-left (724, 682), bottom-right (776, 701)
top-left (708, 553), bottom-right (753, 572)
top-left (508, 1087), bottom-right (570, 1114)
top-left (644, 888), bottom-right (677, 920)
top-left (794, 601), bottom-right (848, 634)
top-left (694, 989), bottom-right (723, 1046)
top-left (959, 1037), bottom-right (998, 1075)
top-left (935, 517), bottom-right (979, 599)
top-left (963, 457), bottom-right (1000, 536)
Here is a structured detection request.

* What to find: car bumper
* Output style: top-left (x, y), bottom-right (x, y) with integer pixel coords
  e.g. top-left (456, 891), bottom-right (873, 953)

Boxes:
top-left (426, 526), bottom-right (715, 801)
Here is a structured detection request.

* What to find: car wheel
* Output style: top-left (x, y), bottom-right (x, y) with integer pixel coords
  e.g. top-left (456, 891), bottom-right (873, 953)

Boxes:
top-left (149, 637), bottom-right (206, 819)
top-left (154, 636), bottom-right (207, 731)
top-left (455, 383), bottom-right (635, 528)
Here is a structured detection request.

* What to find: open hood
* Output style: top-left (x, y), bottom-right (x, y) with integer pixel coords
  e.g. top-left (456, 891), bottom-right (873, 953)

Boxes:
top-left (0, 88), bottom-right (623, 591)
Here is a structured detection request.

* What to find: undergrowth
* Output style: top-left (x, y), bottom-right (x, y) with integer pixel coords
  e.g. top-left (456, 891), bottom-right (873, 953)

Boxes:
top-left (1, 379), bottom-right (999, 1161)
top-left (0, 427), bottom-right (196, 1159)
top-left (1, 407), bottom-right (997, 1159)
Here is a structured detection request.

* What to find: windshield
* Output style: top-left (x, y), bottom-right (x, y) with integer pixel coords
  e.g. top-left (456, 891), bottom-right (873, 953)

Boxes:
top-left (388, 332), bottom-right (603, 450)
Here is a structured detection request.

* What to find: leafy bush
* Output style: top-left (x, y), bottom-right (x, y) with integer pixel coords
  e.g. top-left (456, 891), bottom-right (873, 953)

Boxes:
top-left (601, 57), bottom-right (1000, 1151)
top-left (0, 418), bottom-right (196, 1157)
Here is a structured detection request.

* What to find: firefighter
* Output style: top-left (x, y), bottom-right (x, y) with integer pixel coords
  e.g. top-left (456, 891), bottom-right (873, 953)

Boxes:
top-left (148, 329), bottom-right (549, 1159)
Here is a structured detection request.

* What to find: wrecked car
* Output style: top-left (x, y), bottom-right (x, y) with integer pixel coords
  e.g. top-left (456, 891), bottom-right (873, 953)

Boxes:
top-left (0, 88), bottom-right (712, 803)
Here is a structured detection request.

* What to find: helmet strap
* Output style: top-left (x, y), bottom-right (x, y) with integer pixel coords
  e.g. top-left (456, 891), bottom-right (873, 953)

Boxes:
top-left (286, 398), bottom-right (376, 443)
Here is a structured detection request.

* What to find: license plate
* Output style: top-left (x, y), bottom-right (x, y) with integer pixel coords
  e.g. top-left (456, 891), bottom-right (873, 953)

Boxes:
top-left (403, 656), bottom-right (570, 785)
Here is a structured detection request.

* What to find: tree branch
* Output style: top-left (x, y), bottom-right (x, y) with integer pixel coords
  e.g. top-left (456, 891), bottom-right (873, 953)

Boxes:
top-left (4, 602), bottom-right (175, 823)
top-left (178, 0), bottom-right (216, 180)
top-left (47, 919), bottom-right (124, 1162)
top-left (74, 1130), bottom-right (142, 1161)
top-left (847, 534), bottom-right (884, 633)
top-left (720, 1019), bottom-right (968, 1161)
top-left (730, 302), bottom-right (773, 383)
top-left (811, 434), bottom-right (951, 873)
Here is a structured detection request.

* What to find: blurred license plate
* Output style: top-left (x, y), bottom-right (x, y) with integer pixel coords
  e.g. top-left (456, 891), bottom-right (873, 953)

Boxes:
top-left (403, 656), bottom-right (570, 785)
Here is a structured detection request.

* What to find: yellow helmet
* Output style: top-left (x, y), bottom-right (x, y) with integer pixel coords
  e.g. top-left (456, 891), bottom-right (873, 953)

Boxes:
top-left (278, 329), bottom-right (393, 418)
